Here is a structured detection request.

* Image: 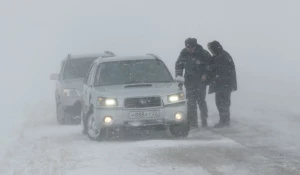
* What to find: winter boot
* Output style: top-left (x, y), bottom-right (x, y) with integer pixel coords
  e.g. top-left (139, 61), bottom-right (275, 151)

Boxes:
top-left (201, 114), bottom-right (208, 128)
top-left (214, 121), bottom-right (230, 128)
top-left (214, 118), bottom-right (230, 128)
top-left (201, 119), bottom-right (208, 128)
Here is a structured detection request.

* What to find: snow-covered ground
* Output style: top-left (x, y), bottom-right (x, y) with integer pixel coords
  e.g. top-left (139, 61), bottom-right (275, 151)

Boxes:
top-left (1, 81), bottom-right (299, 175)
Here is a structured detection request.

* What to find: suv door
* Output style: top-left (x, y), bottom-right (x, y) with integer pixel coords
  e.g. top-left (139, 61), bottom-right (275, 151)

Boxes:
top-left (82, 63), bottom-right (97, 114)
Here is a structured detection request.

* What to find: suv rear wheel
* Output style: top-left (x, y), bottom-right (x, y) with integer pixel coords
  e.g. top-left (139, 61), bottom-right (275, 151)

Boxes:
top-left (56, 103), bottom-right (66, 125)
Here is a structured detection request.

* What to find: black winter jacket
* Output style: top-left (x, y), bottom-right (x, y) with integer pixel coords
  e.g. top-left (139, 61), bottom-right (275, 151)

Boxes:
top-left (175, 44), bottom-right (212, 84)
top-left (208, 49), bottom-right (237, 94)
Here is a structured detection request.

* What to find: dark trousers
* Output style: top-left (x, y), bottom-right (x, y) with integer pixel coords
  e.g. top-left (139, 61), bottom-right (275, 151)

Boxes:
top-left (185, 83), bottom-right (208, 126)
top-left (215, 91), bottom-right (231, 123)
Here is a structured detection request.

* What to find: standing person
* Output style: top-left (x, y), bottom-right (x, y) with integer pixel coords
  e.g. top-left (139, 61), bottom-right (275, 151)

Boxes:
top-left (207, 40), bottom-right (237, 128)
top-left (175, 38), bottom-right (212, 128)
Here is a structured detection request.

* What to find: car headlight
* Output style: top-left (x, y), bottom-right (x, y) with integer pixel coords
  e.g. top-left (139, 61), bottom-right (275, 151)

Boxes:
top-left (167, 92), bottom-right (185, 103)
top-left (98, 97), bottom-right (118, 107)
top-left (63, 89), bottom-right (80, 97)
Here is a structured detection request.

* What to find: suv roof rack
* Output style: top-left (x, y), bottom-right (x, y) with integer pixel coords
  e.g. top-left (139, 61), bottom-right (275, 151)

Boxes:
top-left (146, 53), bottom-right (161, 60)
top-left (65, 51), bottom-right (116, 60)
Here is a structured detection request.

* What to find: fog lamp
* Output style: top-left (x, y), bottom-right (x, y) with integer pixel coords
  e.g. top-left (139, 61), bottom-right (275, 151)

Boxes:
top-left (175, 113), bottom-right (183, 120)
top-left (104, 116), bottom-right (113, 123)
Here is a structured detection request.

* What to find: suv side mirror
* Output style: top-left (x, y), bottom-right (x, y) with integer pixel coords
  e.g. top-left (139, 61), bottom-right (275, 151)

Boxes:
top-left (50, 73), bottom-right (59, 80)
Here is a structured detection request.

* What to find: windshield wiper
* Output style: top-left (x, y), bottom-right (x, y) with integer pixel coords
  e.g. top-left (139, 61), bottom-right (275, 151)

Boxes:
top-left (124, 80), bottom-right (144, 84)
top-left (143, 80), bottom-right (172, 83)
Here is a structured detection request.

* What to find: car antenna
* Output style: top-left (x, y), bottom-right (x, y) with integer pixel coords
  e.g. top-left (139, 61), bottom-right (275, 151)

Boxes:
top-left (104, 51), bottom-right (115, 56)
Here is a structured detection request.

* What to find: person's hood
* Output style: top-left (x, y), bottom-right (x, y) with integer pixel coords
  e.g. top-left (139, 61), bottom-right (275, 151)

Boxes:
top-left (208, 40), bottom-right (223, 55)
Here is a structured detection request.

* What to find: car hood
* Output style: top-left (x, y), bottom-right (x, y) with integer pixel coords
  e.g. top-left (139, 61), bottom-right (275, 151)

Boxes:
top-left (94, 83), bottom-right (182, 98)
top-left (62, 78), bottom-right (84, 90)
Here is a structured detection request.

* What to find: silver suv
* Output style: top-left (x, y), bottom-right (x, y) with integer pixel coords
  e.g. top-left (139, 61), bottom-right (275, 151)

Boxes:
top-left (81, 54), bottom-right (189, 141)
top-left (50, 52), bottom-right (115, 125)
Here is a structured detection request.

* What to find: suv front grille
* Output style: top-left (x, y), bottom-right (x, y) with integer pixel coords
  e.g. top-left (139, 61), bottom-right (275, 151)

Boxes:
top-left (124, 97), bottom-right (161, 108)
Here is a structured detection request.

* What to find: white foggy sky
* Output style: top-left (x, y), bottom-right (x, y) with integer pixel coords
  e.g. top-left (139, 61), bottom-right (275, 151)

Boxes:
top-left (0, 0), bottom-right (299, 128)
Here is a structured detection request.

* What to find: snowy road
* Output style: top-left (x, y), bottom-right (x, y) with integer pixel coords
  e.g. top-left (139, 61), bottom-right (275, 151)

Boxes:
top-left (1, 108), bottom-right (299, 175)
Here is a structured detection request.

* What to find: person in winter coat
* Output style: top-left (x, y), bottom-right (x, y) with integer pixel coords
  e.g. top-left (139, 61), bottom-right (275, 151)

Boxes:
top-left (207, 40), bottom-right (237, 128)
top-left (175, 38), bottom-right (212, 128)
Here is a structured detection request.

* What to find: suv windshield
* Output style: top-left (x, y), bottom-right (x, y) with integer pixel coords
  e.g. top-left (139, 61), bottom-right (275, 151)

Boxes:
top-left (63, 58), bottom-right (97, 79)
top-left (94, 59), bottom-right (173, 86)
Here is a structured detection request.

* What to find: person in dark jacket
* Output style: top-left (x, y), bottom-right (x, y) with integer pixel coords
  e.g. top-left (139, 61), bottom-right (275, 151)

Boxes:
top-left (207, 40), bottom-right (237, 128)
top-left (175, 38), bottom-right (212, 128)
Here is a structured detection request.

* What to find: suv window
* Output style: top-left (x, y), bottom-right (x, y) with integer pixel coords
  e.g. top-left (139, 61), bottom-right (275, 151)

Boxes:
top-left (94, 59), bottom-right (173, 86)
top-left (63, 58), bottom-right (97, 79)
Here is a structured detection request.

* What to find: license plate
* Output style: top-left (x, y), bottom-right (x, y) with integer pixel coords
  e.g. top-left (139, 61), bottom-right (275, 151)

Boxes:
top-left (129, 111), bottom-right (160, 119)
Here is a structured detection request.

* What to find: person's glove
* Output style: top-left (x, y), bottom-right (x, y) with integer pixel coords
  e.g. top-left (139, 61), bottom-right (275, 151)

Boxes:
top-left (174, 76), bottom-right (184, 83)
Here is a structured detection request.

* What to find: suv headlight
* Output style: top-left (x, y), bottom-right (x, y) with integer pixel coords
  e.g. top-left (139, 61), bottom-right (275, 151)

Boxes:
top-left (63, 89), bottom-right (80, 97)
top-left (98, 97), bottom-right (118, 107)
top-left (167, 92), bottom-right (185, 103)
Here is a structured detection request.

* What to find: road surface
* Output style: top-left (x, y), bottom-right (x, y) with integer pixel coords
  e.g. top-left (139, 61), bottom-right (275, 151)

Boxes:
top-left (1, 105), bottom-right (299, 175)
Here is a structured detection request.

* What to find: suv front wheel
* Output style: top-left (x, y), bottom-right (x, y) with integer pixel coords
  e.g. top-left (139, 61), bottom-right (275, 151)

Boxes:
top-left (86, 111), bottom-right (107, 141)
top-left (169, 122), bottom-right (190, 138)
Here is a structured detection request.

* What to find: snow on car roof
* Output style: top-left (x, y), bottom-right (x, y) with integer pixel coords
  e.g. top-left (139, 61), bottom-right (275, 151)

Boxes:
top-left (66, 53), bottom-right (112, 60)
top-left (65, 51), bottom-right (115, 60)
top-left (96, 55), bottom-right (162, 63)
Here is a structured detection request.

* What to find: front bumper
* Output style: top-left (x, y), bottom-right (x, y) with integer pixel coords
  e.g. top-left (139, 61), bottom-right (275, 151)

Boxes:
top-left (94, 102), bottom-right (187, 130)
top-left (61, 96), bottom-right (81, 107)
top-left (61, 97), bottom-right (81, 118)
